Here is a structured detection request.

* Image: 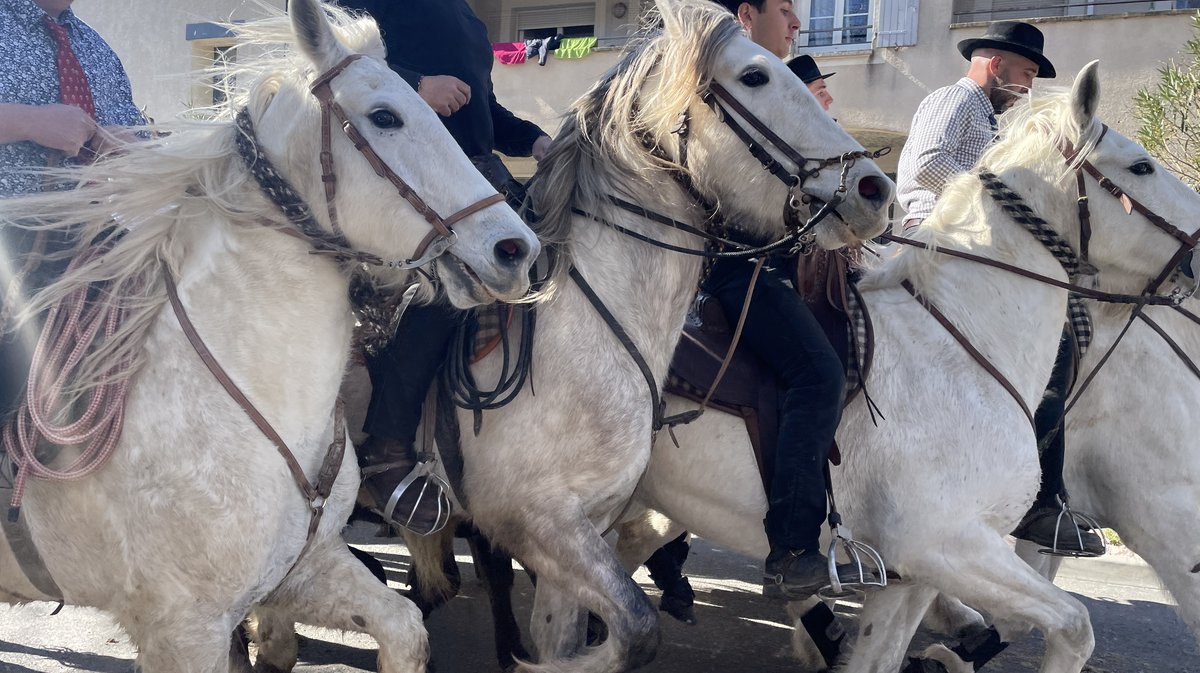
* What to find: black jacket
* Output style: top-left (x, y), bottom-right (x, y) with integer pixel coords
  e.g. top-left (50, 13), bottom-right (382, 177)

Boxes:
top-left (339, 0), bottom-right (547, 158)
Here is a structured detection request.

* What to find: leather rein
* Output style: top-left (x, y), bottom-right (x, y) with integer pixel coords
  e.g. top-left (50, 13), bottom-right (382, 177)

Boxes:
top-left (893, 123), bottom-right (1200, 427)
top-left (168, 53), bottom-right (508, 576)
top-left (570, 80), bottom-right (883, 433)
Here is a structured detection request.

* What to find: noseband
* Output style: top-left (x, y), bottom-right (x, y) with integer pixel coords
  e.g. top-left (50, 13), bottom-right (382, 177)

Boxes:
top-left (701, 81), bottom-right (889, 238)
top-left (237, 53), bottom-right (507, 270)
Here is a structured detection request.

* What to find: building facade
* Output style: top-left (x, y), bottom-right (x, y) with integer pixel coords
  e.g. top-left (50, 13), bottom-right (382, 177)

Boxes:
top-left (77, 0), bottom-right (1200, 178)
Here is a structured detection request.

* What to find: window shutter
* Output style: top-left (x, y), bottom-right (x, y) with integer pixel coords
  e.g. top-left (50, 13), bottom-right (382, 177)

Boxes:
top-left (874, 0), bottom-right (919, 47)
top-left (514, 4), bottom-right (596, 31)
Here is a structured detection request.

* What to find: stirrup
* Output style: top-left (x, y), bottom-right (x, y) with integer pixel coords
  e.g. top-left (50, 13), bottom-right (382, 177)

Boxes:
top-left (1037, 501), bottom-right (1106, 558)
top-left (820, 522), bottom-right (888, 599)
top-left (382, 459), bottom-right (451, 537)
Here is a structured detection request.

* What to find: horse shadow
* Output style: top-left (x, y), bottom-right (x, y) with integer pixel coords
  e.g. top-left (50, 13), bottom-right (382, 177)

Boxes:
top-left (0, 639), bottom-right (133, 672)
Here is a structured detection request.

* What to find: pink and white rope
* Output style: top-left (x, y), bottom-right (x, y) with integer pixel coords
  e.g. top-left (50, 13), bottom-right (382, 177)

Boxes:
top-left (2, 250), bottom-right (138, 516)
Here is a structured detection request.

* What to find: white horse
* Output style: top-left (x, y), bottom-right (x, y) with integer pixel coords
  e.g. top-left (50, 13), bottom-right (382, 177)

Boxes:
top-left (0, 2), bottom-right (538, 672)
top-left (617, 62), bottom-right (1200, 673)
top-left (398, 1), bottom-right (891, 671)
top-left (916, 289), bottom-right (1200, 666)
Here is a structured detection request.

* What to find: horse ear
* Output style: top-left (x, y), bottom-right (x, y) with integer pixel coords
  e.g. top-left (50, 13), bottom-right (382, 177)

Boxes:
top-left (657, 0), bottom-right (685, 40)
top-left (1070, 60), bottom-right (1101, 130)
top-left (289, 0), bottom-right (348, 70)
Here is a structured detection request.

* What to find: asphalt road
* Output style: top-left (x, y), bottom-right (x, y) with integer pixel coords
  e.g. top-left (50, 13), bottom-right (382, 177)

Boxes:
top-left (0, 525), bottom-right (1195, 673)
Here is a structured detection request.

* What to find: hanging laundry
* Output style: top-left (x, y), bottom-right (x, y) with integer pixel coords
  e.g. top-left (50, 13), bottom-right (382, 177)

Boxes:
top-left (524, 35), bottom-right (562, 66)
top-left (554, 36), bottom-right (597, 60)
top-left (492, 42), bottom-right (526, 65)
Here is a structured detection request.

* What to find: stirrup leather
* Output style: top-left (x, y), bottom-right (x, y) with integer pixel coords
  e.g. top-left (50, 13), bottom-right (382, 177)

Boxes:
top-left (1036, 500), bottom-right (1106, 558)
top-left (820, 522), bottom-right (888, 599)
top-left (381, 459), bottom-right (452, 537)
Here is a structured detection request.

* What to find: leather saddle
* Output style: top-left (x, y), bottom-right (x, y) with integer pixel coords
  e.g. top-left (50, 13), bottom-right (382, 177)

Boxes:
top-left (665, 250), bottom-right (875, 492)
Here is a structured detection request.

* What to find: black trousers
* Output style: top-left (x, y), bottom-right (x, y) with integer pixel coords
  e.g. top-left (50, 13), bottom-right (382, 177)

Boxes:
top-left (1031, 326), bottom-right (1077, 507)
top-left (361, 153), bottom-right (524, 445)
top-left (703, 258), bottom-right (846, 553)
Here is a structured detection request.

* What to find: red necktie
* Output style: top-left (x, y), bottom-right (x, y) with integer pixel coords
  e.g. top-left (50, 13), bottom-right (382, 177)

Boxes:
top-left (42, 16), bottom-right (95, 119)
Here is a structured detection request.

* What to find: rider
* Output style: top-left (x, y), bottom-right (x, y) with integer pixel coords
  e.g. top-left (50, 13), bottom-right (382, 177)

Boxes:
top-left (896, 21), bottom-right (1104, 556)
top-left (713, 0), bottom-right (862, 599)
top-left (338, 0), bottom-right (551, 533)
top-left (786, 54), bottom-right (834, 112)
top-left (0, 0), bottom-right (143, 424)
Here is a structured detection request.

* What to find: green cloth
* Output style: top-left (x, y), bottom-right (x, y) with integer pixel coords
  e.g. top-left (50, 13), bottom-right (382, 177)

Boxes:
top-left (554, 36), bottom-right (597, 59)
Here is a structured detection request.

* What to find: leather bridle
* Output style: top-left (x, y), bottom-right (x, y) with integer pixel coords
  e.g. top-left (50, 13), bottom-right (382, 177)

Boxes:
top-left (303, 53), bottom-right (507, 268)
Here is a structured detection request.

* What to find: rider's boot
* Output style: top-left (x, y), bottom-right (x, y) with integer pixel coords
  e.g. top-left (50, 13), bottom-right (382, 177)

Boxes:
top-left (763, 547), bottom-right (874, 600)
top-left (1011, 496), bottom-right (1105, 557)
top-left (358, 436), bottom-right (449, 536)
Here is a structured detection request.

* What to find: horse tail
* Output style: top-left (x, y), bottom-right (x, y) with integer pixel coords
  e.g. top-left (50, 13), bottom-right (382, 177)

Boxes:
top-left (401, 524), bottom-right (458, 612)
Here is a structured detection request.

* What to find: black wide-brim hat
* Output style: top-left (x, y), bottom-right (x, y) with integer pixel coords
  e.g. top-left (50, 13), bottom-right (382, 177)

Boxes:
top-left (786, 54), bottom-right (835, 85)
top-left (957, 20), bottom-right (1056, 78)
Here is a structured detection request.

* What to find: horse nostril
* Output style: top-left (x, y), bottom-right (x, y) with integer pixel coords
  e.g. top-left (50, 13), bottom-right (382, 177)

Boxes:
top-left (857, 175), bottom-right (892, 207)
top-left (494, 238), bottom-right (529, 267)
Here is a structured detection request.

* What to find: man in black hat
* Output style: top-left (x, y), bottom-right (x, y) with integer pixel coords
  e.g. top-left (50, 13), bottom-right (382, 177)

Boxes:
top-left (786, 54), bottom-right (835, 112)
top-left (897, 20), bottom-right (1053, 230)
top-left (897, 21), bottom-right (1105, 557)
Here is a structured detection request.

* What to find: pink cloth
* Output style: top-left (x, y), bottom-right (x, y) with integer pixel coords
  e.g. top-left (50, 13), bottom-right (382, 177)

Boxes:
top-left (492, 42), bottom-right (526, 65)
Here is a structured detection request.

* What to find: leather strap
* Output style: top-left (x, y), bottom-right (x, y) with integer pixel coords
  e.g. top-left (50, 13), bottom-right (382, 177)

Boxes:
top-left (307, 54), bottom-right (507, 262)
top-left (881, 233), bottom-right (1177, 307)
top-left (163, 267), bottom-right (345, 572)
top-left (1138, 312), bottom-right (1200, 382)
top-left (901, 280), bottom-right (1034, 428)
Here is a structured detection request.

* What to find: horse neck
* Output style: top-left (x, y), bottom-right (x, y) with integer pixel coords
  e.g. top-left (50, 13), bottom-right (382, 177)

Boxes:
top-left (176, 217), bottom-right (353, 435)
top-left (569, 176), bottom-right (707, 380)
top-left (907, 208), bottom-right (1071, 402)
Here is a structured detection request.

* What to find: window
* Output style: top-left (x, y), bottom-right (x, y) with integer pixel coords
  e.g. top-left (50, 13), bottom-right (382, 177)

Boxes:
top-left (514, 4), bottom-right (596, 41)
top-left (798, 0), bottom-right (873, 50)
top-left (211, 45), bottom-right (236, 106)
top-left (952, 0), bottom-right (1181, 23)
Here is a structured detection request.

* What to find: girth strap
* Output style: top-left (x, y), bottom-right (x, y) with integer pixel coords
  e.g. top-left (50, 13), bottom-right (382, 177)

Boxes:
top-left (901, 280), bottom-right (1034, 428)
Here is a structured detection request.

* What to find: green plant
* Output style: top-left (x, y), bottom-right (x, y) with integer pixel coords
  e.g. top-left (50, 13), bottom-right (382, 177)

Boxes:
top-left (1135, 13), bottom-right (1200, 189)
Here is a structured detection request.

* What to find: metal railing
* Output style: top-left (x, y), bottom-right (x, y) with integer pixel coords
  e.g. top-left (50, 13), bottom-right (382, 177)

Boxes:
top-left (952, 0), bottom-right (1199, 23)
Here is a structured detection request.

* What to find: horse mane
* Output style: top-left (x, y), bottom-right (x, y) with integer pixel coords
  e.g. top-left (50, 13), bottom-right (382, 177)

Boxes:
top-left (863, 86), bottom-right (1097, 291)
top-left (0, 4), bottom-right (382, 401)
top-left (528, 0), bottom-right (741, 293)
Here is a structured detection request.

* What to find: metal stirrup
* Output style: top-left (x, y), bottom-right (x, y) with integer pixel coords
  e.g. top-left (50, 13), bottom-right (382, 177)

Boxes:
top-left (381, 461), bottom-right (452, 536)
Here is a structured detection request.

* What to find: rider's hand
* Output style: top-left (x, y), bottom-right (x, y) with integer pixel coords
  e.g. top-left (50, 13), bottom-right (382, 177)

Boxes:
top-left (418, 75), bottom-right (471, 117)
top-left (532, 135), bottom-right (552, 162)
top-left (25, 104), bottom-right (97, 157)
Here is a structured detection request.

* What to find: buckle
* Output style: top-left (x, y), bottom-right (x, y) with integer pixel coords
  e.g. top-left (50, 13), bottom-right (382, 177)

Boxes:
top-left (395, 230), bottom-right (459, 270)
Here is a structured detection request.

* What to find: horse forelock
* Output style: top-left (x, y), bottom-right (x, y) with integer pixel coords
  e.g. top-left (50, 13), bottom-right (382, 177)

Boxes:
top-left (529, 0), bottom-right (741, 293)
top-left (0, 3), bottom-right (386, 403)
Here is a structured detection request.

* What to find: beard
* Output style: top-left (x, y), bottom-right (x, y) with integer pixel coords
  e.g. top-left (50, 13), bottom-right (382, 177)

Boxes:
top-left (988, 76), bottom-right (1020, 114)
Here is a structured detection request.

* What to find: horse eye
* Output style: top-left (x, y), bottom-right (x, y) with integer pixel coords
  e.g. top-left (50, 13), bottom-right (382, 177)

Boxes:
top-left (739, 69), bottom-right (769, 88)
top-left (1129, 161), bottom-right (1155, 176)
top-left (369, 109), bottom-right (402, 129)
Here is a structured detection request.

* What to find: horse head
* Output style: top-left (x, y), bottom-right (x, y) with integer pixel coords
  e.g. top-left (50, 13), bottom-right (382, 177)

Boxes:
top-left (248, 0), bottom-right (539, 306)
top-left (984, 61), bottom-right (1200, 300)
top-left (656, 0), bottom-right (894, 249)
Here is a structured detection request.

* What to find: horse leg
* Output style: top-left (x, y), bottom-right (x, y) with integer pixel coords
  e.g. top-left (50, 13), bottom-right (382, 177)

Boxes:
top-left (613, 512), bottom-right (694, 624)
top-left (247, 607), bottom-right (299, 673)
top-left (908, 526), bottom-right (1094, 673)
top-left (837, 583), bottom-right (939, 673)
top-left (268, 539), bottom-right (427, 673)
top-left (468, 526), bottom-right (532, 671)
top-left (497, 502), bottom-right (659, 673)
top-left (402, 525), bottom-right (460, 618)
top-left (921, 594), bottom-right (987, 638)
top-left (785, 597), bottom-right (844, 671)
top-left (133, 613), bottom-right (242, 673)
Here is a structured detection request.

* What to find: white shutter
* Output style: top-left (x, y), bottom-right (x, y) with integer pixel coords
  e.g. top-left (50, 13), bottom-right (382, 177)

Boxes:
top-left (514, 4), bottom-right (596, 31)
top-left (874, 0), bottom-right (919, 47)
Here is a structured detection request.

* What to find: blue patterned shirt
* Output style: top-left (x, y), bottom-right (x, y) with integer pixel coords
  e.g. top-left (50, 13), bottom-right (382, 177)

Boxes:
top-left (896, 78), bottom-right (998, 222)
top-left (0, 0), bottom-right (143, 197)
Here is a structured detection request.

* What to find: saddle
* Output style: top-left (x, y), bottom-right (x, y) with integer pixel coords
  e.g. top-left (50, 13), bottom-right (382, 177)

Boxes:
top-left (665, 250), bottom-right (875, 491)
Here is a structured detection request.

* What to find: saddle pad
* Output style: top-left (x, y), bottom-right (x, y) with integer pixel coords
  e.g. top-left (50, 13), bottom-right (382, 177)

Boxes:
top-left (665, 254), bottom-right (874, 491)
